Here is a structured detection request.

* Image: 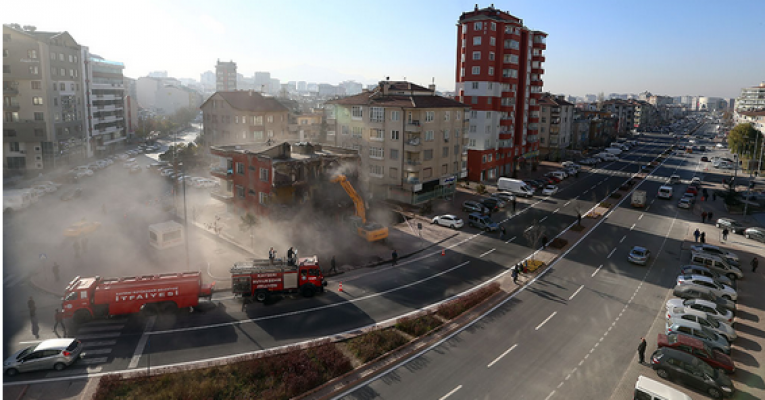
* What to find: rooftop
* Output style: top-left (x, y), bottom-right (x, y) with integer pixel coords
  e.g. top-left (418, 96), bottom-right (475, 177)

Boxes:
top-left (326, 81), bottom-right (467, 109)
top-left (202, 91), bottom-right (289, 113)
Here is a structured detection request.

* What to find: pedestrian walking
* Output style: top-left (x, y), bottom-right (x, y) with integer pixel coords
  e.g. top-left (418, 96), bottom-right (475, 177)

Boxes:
top-left (541, 235), bottom-right (548, 249)
top-left (722, 228), bottom-right (729, 241)
top-left (392, 249), bottom-right (398, 266)
top-left (752, 257), bottom-right (759, 273)
top-left (702, 211), bottom-right (708, 223)
top-left (512, 268), bottom-right (519, 284)
top-left (512, 198), bottom-right (517, 213)
top-left (500, 226), bottom-right (506, 239)
top-left (708, 211), bottom-right (713, 223)
top-left (637, 337), bottom-right (647, 364)
top-left (268, 247), bottom-right (276, 264)
top-left (52, 262), bottom-right (60, 282)
top-left (700, 231), bottom-right (706, 244)
top-left (694, 228), bottom-right (700, 242)
top-left (516, 263), bottom-right (523, 275)
top-left (53, 309), bottom-right (66, 337)
top-left (330, 255), bottom-right (337, 274)
top-left (28, 296), bottom-right (36, 318)
top-left (31, 316), bottom-right (39, 339)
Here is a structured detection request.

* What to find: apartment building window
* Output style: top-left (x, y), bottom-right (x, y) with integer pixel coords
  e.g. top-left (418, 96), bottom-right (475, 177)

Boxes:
top-left (424, 149), bottom-right (433, 161)
top-left (472, 51), bottom-right (480, 60)
top-left (423, 168), bottom-right (432, 179)
top-left (471, 66), bottom-right (480, 75)
top-left (254, 131), bottom-right (264, 140)
top-left (454, 145), bottom-right (460, 155)
top-left (442, 147), bottom-right (449, 157)
top-left (425, 130), bottom-right (434, 141)
top-left (390, 149), bottom-right (399, 160)
top-left (389, 167), bottom-right (398, 178)
top-left (444, 111), bottom-right (450, 121)
top-left (9, 142), bottom-right (20, 152)
top-left (473, 36), bottom-right (481, 46)
top-left (27, 49), bottom-right (37, 59)
top-left (503, 69), bottom-right (518, 78)
top-left (342, 125), bottom-right (349, 135)
top-left (236, 185), bottom-right (245, 198)
top-left (351, 106), bottom-right (363, 119)
top-left (489, 52), bottom-right (495, 61)
top-left (370, 129), bottom-right (384, 141)
top-left (327, 130), bottom-right (335, 136)
top-left (370, 107), bottom-right (384, 122)
top-left (461, 39), bottom-right (465, 48)
top-left (260, 168), bottom-right (269, 181)
top-left (369, 147), bottom-right (384, 159)
top-left (3, 129), bottom-right (16, 137)
top-left (31, 81), bottom-right (41, 90)
top-left (454, 161), bottom-right (459, 173)
top-left (352, 126), bottom-right (363, 138)
top-left (454, 128), bottom-right (460, 138)
top-left (29, 65), bottom-right (39, 75)
top-left (443, 129), bottom-right (450, 140)
top-left (456, 112), bottom-right (461, 120)
top-left (490, 37), bottom-right (496, 46)
top-left (391, 110), bottom-right (400, 121)
top-left (460, 68), bottom-right (465, 77)
top-left (471, 110), bottom-right (478, 119)
top-left (472, 82), bottom-right (479, 90)
top-left (468, 139), bottom-right (476, 147)
top-left (267, 115), bottom-right (273, 123)
top-left (3, 34), bottom-right (9, 42)
top-left (267, 130), bottom-right (274, 137)
top-left (488, 67), bottom-right (494, 76)
top-left (32, 96), bottom-right (43, 105)
top-left (474, 22), bottom-right (482, 30)
top-left (504, 39), bottom-right (520, 50)
top-left (236, 162), bottom-right (245, 175)
top-left (258, 192), bottom-right (267, 205)
top-left (235, 116), bottom-right (239, 124)
top-left (490, 22), bottom-right (496, 31)
top-left (472, 96), bottom-right (478, 104)
top-left (34, 112), bottom-right (44, 121)
top-left (253, 116), bottom-right (263, 125)
top-left (391, 130), bottom-right (399, 140)
top-left (59, 68), bottom-right (65, 76)
top-left (59, 53), bottom-right (64, 61)
top-left (469, 125), bottom-right (477, 133)
top-left (369, 164), bottom-right (383, 177)
top-left (440, 164), bottom-right (447, 174)
top-left (425, 111), bottom-right (435, 122)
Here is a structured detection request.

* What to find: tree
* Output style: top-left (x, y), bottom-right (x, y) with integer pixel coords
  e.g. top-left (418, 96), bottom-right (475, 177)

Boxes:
top-left (727, 123), bottom-right (758, 159)
top-left (239, 213), bottom-right (258, 249)
top-left (523, 219), bottom-right (546, 260)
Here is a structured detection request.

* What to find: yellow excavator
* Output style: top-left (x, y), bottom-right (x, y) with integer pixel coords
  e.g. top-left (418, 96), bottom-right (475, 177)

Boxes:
top-left (330, 174), bottom-right (389, 242)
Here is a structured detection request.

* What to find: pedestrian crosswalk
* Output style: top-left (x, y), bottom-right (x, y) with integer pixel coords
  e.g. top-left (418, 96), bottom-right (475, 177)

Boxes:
top-left (4, 273), bottom-right (28, 289)
top-left (45, 319), bottom-right (126, 377)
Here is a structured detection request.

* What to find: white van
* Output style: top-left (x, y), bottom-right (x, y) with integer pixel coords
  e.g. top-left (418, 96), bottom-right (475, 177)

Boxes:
top-left (657, 186), bottom-right (673, 199)
top-left (550, 171), bottom-right (567, 180)
top-left (497, 178), bottom-right (534, 197)
top-left (634, 375), bottom-right (692, 400)
top-left (605, 147), bottom-right (623, 155)
top-left (3, 189), bottom-right (33, 213)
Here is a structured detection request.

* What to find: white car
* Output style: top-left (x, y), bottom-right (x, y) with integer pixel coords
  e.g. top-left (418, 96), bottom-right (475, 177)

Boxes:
top-left (542, 185), bottom-right (558, 196)
top-left (38, 181), bottom-right (62, 191)
top-left (491, 191), bottom-right (515, 202)
top-left (30, 185), bottom-right (49, 197)
top-left (677, 274), bottom-right (737, 301)
top-left (666, 307), bottom-right (736, 342)
top-left (665, 298), bottom-right (734, 326)
top-left (71, 166), bottom-right (94, 177)
top-left (117, 153), bottom-right (129, 160)
top-left (123, 159), bottom-right (137, 169)
top-left (432, 214), bottom-right (464, 229)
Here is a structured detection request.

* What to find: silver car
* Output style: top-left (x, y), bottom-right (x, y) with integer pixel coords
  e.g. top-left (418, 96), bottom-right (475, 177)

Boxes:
top-left (666, 298), bottom-right (734, 326)
top-left (688, 244), bottom-right (739, 267)
top-left (4, 338), bottom-right (83, 376)
top-left (676, 274), bottom-right (737, 301)
top-left (665, 320), bottom-right (731, 354)
top-left (667, 307), bottom-right (737, 342)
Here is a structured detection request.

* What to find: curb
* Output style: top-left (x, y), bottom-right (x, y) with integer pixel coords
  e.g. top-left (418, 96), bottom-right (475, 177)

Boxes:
top-left (28, 275), bottom-right (64, 298)
top-left (344, 232), bottom-right (460, 271)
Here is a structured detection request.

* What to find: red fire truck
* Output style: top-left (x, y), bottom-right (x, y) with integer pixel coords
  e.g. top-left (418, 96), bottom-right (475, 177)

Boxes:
top-left (231, 256), bottom-right (326, 303)
top-left (62, 272), bottom-right (215, 324)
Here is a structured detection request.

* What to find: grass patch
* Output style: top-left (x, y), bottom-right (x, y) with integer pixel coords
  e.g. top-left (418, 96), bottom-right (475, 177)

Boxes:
top-left (93, 341), bottom-right (352, 400)
top-left (598, 202), bottom-right (612, 208)
top-left (549, 238), bottom-right (568, 249)
top-left (395, 314), bottom-right (444, 338)
top-left (609, 193), bottom-right (622, 199)
top-left (571, 224), bottom-right (585, 232)
top-left (346, 329), bottom-right (408, 364)
top-left (436, 282), bottom-right (501, 320)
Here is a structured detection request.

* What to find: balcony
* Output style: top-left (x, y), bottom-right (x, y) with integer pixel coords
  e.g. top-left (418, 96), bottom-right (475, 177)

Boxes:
top-left (3, 82), bottom-right (19, 95)
top-left (404, 160), bottom-right (421, 172)
top-left (210, 189), bottom-right (234, 202)
top-left (210, 166), bottom-right (233, 180)
top-left (5, 102), bottom-right (20, 111)
top-left (531, 67), bottom-right (544, 75)
top-left (404, 137), bottom-right (421, 152)
top-left (405, 120), bottom-right (422, 132)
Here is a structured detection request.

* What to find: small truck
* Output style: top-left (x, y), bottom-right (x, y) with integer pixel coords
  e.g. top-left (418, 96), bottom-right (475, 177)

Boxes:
top-left (62, 272), bottom-right (215, 324)
top-left (231, 256), bottom-right (327, 303)
top-left (631, 190), bottom-right (647, 208)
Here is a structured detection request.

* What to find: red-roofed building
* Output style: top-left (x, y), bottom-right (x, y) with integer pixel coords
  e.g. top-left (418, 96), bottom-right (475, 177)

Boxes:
top-left (455, 4), bottom-right (547, 182)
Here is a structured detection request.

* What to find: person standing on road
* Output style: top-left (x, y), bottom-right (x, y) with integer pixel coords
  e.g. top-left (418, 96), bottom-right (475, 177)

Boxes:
top-left (752, 257), bottom-right (759, 273)
top-left (27, 296), bottom-right (36, 318)
top-left (708, 211), bottom-right (713, 223)
top-left (512, 268), bottom-right (519, 284)
top-left (637, 337), bottom-right (647, 364)
top-left (391, 249), bottom-right (398, 266)
top-left (499, 226), bottom-right (506, 240)
top-left (700, 231), bottom-right (706, 243)
top-left (330, 255), bottom-right (337, 274)
top-left (512, 198), bottom-right (517, 214)
top-left (722, 228), bottom-right (729, 241)
top-left (52, 262), bottom-right (60, 282)
top-left (53, 309), bottom-right (66, 337)
top-left (701, 211), bottom-right (708, 223)
top-left (694, 228), bottom-right (700, 242)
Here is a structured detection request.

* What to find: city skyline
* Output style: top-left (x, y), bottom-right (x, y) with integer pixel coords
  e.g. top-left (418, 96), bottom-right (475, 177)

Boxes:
top-left (8, 0), bottom-right (765, 99)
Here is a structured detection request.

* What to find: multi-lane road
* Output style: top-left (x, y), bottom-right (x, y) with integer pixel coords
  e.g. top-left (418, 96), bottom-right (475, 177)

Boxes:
top-left (4, 129), bottom-right (701, 393)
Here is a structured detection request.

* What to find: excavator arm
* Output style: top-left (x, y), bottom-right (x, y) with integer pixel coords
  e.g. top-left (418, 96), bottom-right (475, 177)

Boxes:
top-left (330, 174), bottom-right (366, 223)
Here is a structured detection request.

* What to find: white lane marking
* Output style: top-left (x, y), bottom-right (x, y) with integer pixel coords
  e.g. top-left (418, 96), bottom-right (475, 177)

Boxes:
top-left (479, 249), bottom-right (496, 258)
top-left (78, 357), bottom-right (108, 365)
top-left (82, 348), bottom-right (112, 356)
top-left (439, 385), bottom-right (463, 400)
top-left (540, 216), bottom-right (548, 222)
top-left (591, 264), bottom-right (603, 277)
top-left (82, 340), bottom-right (117, 348)
top-left (525, 226), bottom-right (533, 232)
top-left (127, 316), bottom-right (156, 369)
top-left (619, 235), bottom-right (626, 243)
top-left (590, 185), bottom-right (596, 190)
top-left (564, 201), bottom-right (571, 206)
top-left (582, 190), bottom-right (589, 195)
top-left (545, 390), bottom-right (556, 400)
top-left (75, 332), bottom-right (121, 341)
top-left (607, 248), bottom-right (616, 259)
top-left (630, 223), bottom-right (636, 231)
top-left (78, 325), bottom-right (125, 333)
top-left (569, 285), bottom-right (584, 301)
top-left (638, 213), bottom-right (644, 220)
top-left (46, 366), bottom-right (103, 378)
top-left (487, 344), bottom-right (518, 368)
top-left (505, 236), bottom-right (516, 244)
top-left (535, 311), bottom-right (557, 331)
top-left (553, 208), bottom-right (560, 213)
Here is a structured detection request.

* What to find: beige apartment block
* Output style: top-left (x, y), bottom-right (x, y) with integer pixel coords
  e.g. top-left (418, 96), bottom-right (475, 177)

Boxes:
top-left (200, 90), bottom-right (290, 147)
top-left (326, 81), bottom-right (469, 205)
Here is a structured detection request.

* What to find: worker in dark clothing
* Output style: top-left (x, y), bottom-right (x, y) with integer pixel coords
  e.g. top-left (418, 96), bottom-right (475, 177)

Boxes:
top-left (752, 257), bottom-right (759, 273)
top-left (637, 337), bottom-right (647, 364)
top-left (392, 249), bottom-right (398, 266)
top-left (28, 296), bottom-right (36, 318)
top-left (722, 228), bottom-right (729, 241)
top-left (700, 231), bottom-right (706, 243)
top-left (499, 226), bottom-right (506, 239)
top-left (53, 309), bottom-right (66, 337)
top-left (511, 268), bottom-right (519, 284)
top-left (287, 247), bottom-right (295, 266)
top-left (52, 262), bottom-right (60, 282)
top-left (330, 256), bottom-right (337, 274)
top-left (512, 198), bottom-right (517, 213)
top-left (707, 211), bottom-right (713, 223)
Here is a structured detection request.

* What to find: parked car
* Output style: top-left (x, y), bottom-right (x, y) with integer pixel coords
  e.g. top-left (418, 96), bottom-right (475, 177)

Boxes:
top-left (688, 245), bottom-right (739, 266)
top-left (678, 197), bottom-right (692, 209)
top-left (541, 185), bottom-right (558, 196)
top-left (676, 275), bottom-right (737, 301)
top-left (672, 286), bottom-right (736, 314)
top-left (4, 338), bottom-right (84, 377)
top-left (715, 218), bottom-right (746, 235)
top-left (482, 197), bottom-right (505, 210)
top-left (743, 227), bottom-right (765, 243)
top-left (666, 307), bottom-right (736, 342)
top-left (701, 156), bottom-right (710, 162)
top-left (491, 191), bottom-right (515, 202)
top-left (544, 174), bottom-right (562, 183)
top-left (432, 215), bottom-right (464, 229)
top-left (467, 213), bottom-right (498, 232)
top-left (657, 334), bottom-right (735, 374)
top-left (667, 298), bottom-right (734, 326)
top-left (462, 200), bottom-right (488, 214)
top-left (686, 186), bottom-right (699, 196)
top-left (628, 246), bottom-right (651, 265)
top-left (679, 265), bottom-right (735, 289)
top-left (650, 347), bottom-right (735, 399)
top-left (665, 320), bottom-right (731, 355)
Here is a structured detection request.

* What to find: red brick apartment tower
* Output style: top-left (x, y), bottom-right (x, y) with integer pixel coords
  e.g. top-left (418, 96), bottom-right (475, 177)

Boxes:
top-left (456, 4), bottom-right (547, 182)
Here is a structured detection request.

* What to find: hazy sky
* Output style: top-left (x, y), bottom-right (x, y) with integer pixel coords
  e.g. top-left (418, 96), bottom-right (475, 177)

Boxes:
top-left (8, 0), bottom-right (765, 99)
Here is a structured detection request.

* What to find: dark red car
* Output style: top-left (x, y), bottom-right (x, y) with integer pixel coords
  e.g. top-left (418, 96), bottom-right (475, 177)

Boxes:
top-left (544, 175), bottom-right (562, 184)
top-left (686, 186), bottom-right (699, 196)
top-left (657, 333), bottom-right (735, 374)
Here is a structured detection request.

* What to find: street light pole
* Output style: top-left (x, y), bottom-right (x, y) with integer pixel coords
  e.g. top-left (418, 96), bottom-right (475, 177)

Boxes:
top-left (182, 162), bottom-right (190, 271)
